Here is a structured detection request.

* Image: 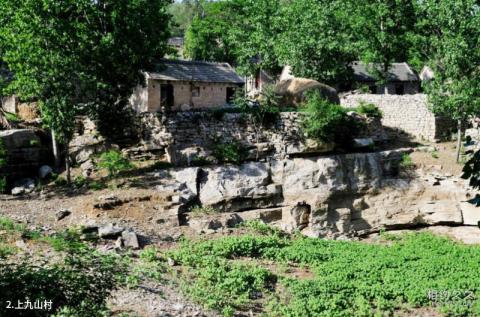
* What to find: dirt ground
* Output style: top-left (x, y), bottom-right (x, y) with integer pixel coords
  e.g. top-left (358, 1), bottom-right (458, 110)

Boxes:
top-left (410, 140), bottom-right (464, 176)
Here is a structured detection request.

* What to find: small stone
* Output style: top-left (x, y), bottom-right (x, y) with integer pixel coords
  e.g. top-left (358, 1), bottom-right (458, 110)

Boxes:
top-left (167, 257), bottom-right (176, 267)
top-left (11, 187), bottom-right (25, 196)
top-left (115, 237), bottom-right (123, 249)
top-left (121, 230), bottom-right (139, 249)
top-left (55, 209), bottom-right (71, 221)
top-left (11, 178), bottom-right (35, 195)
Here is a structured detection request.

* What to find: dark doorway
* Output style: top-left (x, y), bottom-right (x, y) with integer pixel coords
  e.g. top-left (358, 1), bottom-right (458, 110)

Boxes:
top-left (395, 84), bottom-right (405, 95)
top-left (226, 87), bottom-right (236, 104)
top-left (160, 84), bottom-right (174, 109)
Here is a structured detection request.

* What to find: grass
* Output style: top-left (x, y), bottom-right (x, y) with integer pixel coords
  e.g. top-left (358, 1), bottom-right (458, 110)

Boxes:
top-left (189, 205), bottom-right (220, 218)
top-left (400, 153), bottom-right (415, 169)
top-left (165, 230), bottom-right (480, 317)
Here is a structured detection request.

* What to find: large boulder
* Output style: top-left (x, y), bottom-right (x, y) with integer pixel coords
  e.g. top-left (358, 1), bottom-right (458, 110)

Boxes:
top-left (274, 78), bottom-right (340, 106)
top-left (199, 162), bottom-right (282, 212)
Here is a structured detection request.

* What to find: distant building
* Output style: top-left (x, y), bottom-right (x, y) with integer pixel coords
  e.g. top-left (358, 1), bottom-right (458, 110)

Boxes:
top-left (130, 59), bottom-right (244, 112)
top-left (349, 62), bottom-right (420, 95)
top-left (168, 37), bottom-right (185, 57)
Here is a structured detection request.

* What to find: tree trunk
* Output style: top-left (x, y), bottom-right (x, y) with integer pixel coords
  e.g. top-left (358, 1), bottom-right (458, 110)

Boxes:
top-left (65, 143), bottom-right (71, 184)
top-left (51, 130), bottom-right (61, 168)
top-left (456, 119), bottom-right (462, 163)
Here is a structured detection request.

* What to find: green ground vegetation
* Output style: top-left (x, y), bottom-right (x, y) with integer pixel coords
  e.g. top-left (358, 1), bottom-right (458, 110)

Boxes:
top-left (166, 224), bottom-right (480, 317)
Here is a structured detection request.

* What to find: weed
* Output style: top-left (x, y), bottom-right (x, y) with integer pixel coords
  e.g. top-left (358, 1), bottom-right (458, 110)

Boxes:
top-left (54, 177), bottom-right (68, 187)
top-left (356, 101), bottom-right (383, 119)
top-left (213, 141), bottom-right (247, 164)
top-left (189, 205), bottom-right (220, 218)
top-left (431, 151), bottom-right (439, 159)
top-left (165, 232), bottom-right (480, 317)
top-left (400, 153), bottom-right (415, 169)
top-left (88, 180), bottom-right (106, 191)
top-left (97, 150), bottom-right (133, 177)
top-left (73, 175), bottom-right (87, 187)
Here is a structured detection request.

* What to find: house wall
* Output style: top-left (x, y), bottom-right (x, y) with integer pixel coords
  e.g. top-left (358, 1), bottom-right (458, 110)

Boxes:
top-left (360, 82), bottom-right (419, 95)
top-left (341, 94), bottom-right (455, 141)
top-left (130, 80), bottom-right (233, 112)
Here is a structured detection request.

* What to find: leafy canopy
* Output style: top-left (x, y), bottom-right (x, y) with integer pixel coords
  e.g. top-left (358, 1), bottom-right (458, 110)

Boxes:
top-left (0, 0), bottom-right (172, 142)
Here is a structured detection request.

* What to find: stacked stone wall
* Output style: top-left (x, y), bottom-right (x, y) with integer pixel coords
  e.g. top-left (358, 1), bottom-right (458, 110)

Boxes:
top-left (138, 111), bottom-right (387, 165)
top-left (341, 94), bottom-right (456, 141)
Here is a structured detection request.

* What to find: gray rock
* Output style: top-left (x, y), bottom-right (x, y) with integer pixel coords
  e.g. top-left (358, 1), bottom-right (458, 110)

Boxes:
top-left (353, 138), bottom-right (374, 148)
top-left (115, 236), bottom-right (123, 249)
top-left (38, 165), bottom-right (53, 179)
top-left (121, 230), bottom-right (140, 249)
top-left (189, 218), bottom-right (223, 233)
top-left (199, 162), bottom-right (281, 212)
top-left (460, 202), bottom-right (480, 226)
top-left (80, 160), bottom-right (95, 177)
top-left (98, 223), bottom-right (124, 239)
top-left (55, 209), bottom-right (71, 221)
top-left (11, 187), bottom-right (26, 196)
top-left (11, 178), bottom-right (35, 195)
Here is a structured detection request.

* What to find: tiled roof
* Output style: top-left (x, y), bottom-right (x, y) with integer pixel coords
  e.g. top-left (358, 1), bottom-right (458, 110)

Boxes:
top-left (147, 60), bottom-right (245, 84)
top-left (352, 62), bottom-right (419, 82)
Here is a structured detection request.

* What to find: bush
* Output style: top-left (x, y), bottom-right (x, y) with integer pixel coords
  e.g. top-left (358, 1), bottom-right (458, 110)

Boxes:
top-left (356, 102), bottom-right (383, 119)
top-left (0, 248), bottom-right (125, 317)
top-left (400, 153), bottom-right (415, 169)
top-left (301, 91), bottom-right (358, 148)
top-left (97, 150), bottom-right (133, 177)
top-left (213, 141), bottom-right (247, 164)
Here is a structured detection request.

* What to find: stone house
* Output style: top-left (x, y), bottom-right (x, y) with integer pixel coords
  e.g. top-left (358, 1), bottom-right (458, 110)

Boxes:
top-left (349, 62), bottom-right (420, 95)
top-left (130, 60), bottom-right (244, 112)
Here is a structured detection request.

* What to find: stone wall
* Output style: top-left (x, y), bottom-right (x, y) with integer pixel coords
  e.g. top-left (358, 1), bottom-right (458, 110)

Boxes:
top-left (0, 129), bottom-right (53, 182)
top-left (139, 111), bottom-right (387, 166)
top-left (341, 94), bottom-right (455, 141)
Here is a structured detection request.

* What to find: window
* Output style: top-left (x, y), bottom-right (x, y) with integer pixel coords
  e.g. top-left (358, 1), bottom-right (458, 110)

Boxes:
top-left (192, 87), bottom-right (200, 97)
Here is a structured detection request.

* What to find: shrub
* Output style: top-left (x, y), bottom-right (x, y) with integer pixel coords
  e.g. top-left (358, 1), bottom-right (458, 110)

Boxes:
top-left (301, 91), bottom-right (358, 148)
top-left (213, 141), bottom-right (247, 164)
top-left (97, 150), bottom-right (133, 177)
top-left (400, 153), bottom-right (415, 169)
top-left (0, 247), bottom-right (125, 317)
top-left (356, 102), bottom-right (383, 119)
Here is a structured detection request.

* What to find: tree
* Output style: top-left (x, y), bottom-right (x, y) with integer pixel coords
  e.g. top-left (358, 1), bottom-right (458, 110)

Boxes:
top-left (274, 0), bottom-right (356, 85)
top-left (184, 0), bottom-right (284, 76)
top-left (350, 0), bottom-right (416, 83)
top-left (184, 1), bottom-right (236, 64)
top-left (417, 0), bottom-right (480, 162)
top-left (0, 0), bottom-right (172, 182)
top-left (169, 0), bottom-right (211, 37)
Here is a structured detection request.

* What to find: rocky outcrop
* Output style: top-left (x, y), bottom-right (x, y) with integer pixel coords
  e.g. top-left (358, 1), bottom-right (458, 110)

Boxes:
top-left (198, 162), bottom-right (282, 212)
